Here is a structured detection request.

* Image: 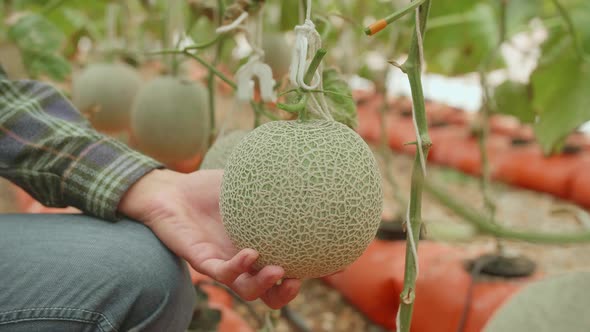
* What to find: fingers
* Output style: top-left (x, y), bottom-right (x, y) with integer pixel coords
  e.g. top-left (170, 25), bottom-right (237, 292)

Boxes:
top-left (260, 278), bottom-right (302, 309)
top-left (187, 246), bottom-right (301, 308)
top-left (197, 248), bottom-right (259, 285)
top-left (231, 265), bottom-right (285, 301)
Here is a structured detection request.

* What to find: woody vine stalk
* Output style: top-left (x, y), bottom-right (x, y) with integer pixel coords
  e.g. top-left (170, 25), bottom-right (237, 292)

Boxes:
top-left (394, 1), bottom-right (432, 331)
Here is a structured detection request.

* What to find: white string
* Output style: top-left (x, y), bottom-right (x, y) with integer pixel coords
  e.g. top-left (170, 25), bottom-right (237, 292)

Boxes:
top-left (288, 0), bottom-right (333, 120)
top-left (216, 11), bottom-right (249, 34)
top-left (405, 199), bottom-right (419, 277)
top-left (413, 8), bottom-right (427, 175)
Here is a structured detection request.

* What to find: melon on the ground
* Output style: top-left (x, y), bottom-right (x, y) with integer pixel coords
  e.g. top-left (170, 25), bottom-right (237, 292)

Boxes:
top-left (131, 76), bottom-right (210, 164)
top-left (262, 33), bottom-right (291, 80)
top-left (200, 130), bottom-right (250, 170)
top-left (0, 43), bottom-right (27, 79)
top-left (72, 62), bottom-right (142, 132)
top-left (220, 119), bottom-right (383, 279)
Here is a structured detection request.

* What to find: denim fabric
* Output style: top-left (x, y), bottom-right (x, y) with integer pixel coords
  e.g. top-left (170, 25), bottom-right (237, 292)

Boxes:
top-left (0, 214), bottom-right (195, 332)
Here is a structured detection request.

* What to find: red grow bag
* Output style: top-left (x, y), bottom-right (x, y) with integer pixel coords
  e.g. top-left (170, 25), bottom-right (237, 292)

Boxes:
top-left (322, 240), bottom-right (535, 332)
top-left (492, 146), bottom-right (589, 198)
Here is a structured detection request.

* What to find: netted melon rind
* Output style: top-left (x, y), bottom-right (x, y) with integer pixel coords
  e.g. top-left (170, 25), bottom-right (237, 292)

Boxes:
top-left (72, 63), bottom-right (141, 132)
top-left (220, 120), bottom-right (383, 279)
top-left (131, 77), bottom-right (210, 163)
top-left (200, 130), bottom-right (250, 170)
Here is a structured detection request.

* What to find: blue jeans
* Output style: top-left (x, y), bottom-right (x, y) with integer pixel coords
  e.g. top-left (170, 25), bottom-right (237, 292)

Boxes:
top-left (0, 214), bottom-right (195, 332)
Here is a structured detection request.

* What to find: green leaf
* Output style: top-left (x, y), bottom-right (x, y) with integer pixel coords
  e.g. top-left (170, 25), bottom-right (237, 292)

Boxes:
top-left (424, 1), bottom-right (498, 76)
top-left (530, 1), bottom-right (590, 155)
top-left (6, 14), bottom-right (70, 80)
top-left (492, 80), bottom-right (536, 124)
top-left (322, 68), bottom-right (358, 129)
top-left (8, 14), bottom-right (65, 52)
top-left (23, 51), bottom-right (71, 81)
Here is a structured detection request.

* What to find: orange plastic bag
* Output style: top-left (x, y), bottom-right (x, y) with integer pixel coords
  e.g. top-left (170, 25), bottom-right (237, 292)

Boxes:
top-left (386, 113), bottom-right (418, 155)
top-left (356, 94), bottom-right (385, 143)
top-left (493, 146), bottom-right (589, 198)
top-left (322, 240), bottom-right (534, 332)
top-left (569, 161), bottom-right (590, 209)
top-left (428, 127), bottom-right (512, 176)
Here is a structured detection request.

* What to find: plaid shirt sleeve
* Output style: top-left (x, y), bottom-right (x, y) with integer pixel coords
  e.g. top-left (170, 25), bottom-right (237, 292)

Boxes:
top-left (0, 76), bottom-right (163, 221)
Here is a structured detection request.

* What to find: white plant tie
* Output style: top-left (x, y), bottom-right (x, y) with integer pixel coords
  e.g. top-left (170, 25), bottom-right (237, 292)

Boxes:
top-left (233, 7), bottom-right (276, 103)
top-left (235, 55), bottom-right (277, 102)
top-left (216, 11), bottom-right (249, 34)
top-left (288, 0), bottom-right (333, 120)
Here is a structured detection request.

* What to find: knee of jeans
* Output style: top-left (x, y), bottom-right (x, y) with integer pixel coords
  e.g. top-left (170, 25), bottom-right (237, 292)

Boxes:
top-left (98, 223), bottom-right (196, 331)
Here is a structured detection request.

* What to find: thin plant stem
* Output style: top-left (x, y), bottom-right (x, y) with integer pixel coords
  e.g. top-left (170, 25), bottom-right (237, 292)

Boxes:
top-left (396, 1), bottom-right (432, 331)
top-left (207, 0), bottom-right (226, 140)
top-left (303, 48), bottom-right (327, 87)
top-left (364, 0), bottom-right (426, 36)
top-left (477, 0), bottom-right (507, 252)
top-left (424, 179), bottom-right (590, 244)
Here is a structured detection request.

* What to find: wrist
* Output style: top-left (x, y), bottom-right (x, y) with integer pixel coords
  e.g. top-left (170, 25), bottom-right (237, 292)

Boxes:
top-left (117, 168), bottom-right (179, 222)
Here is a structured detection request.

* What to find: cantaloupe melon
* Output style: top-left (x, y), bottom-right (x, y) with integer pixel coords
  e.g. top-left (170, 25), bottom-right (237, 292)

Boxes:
top-left (0, 43), bottom-right (27, 79)
top-left (262, 33), bottom-right (291, 80)
top-left (220, 119), bottom-right (383, 279)
top-left (72, 63), bottom-right (141, 132)
top-left (131, 76), bottom-right (210, 164)
top-left (200, 130), bottom-right (250, 170)
top-left (484, 271), bottom-right (590, 332)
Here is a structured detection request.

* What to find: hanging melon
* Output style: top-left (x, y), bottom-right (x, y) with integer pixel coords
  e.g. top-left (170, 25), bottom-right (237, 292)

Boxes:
top-left (0, 43), bottom-right (27, 79)
top-left (200, 130), bottom-right (250, 170)
top-left (262, 33), bottom-right (291, 80)
top-left (131, 76), bottom-right (210, 164)
top-left (72, 63), bottom-right (142, 132)
top-left (220, 119), bottom-right (383, 279)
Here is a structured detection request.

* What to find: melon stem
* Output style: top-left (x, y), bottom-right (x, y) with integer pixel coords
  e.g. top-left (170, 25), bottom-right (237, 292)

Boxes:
top-left (296, 48), bottom-right (327, 122)
top-left (394, 2), bottom-right (432, 332)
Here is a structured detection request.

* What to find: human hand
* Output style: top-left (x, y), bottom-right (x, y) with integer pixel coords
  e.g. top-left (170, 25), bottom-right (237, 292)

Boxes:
top-left (118, 168), bottom-right (301, 309)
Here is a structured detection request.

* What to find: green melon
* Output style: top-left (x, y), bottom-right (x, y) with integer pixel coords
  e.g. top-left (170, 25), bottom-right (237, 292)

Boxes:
top-left (220, 119), bottom-right (383, 279)
top-left (484, 271), bottom-right (590, 331)
top-left (200, 130), bottom-right (250, 170)
top-left (131, 76), bottom-right (210, 164)
top-left (262, 33), bottom-right (292, 80)
top-left (72, 63), bottom-right (142, 132)
top-left (0, 43), bottom-right (27, 79)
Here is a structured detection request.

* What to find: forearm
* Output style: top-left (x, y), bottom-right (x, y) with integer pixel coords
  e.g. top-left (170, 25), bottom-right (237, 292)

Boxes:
top-left (0, 78), bottom-right (162, 220)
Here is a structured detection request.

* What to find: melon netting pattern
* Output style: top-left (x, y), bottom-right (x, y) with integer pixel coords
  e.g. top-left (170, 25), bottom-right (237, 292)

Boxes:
top-left (220, 120), bottom-right (383, 279)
